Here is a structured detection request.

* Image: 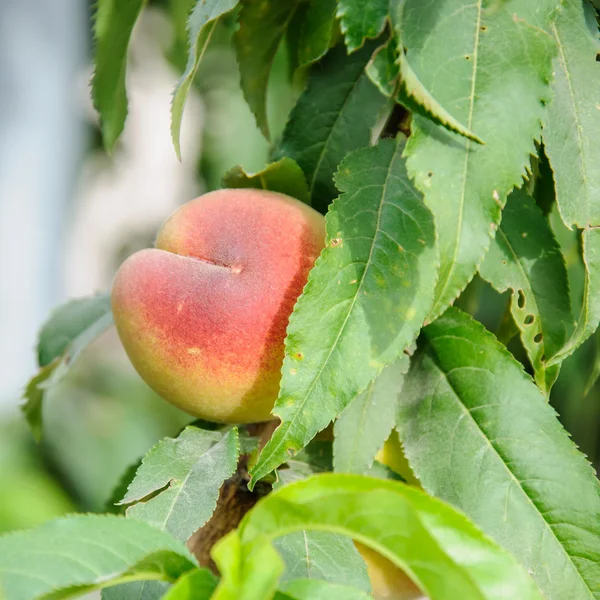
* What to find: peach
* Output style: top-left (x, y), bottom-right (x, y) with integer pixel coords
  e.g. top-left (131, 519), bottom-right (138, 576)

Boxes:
top-left (111, 189), bottom-right (325, 423)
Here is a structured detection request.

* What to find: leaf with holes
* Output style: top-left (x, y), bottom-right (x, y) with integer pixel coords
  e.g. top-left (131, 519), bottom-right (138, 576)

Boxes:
top-left (0, 515), bottom-right (196, 600)
top-left (235, 0), bottom-right (301, 139)
top-left (92, 0), bottom-right (147, 151)
top-left (222, 158), bottom-right (309, 204)
top-left (250, 138), bottom-right (437, 485)
top-left (171, 0), bottom-right (239, 159)
top-left (212, 474), bottom-right (543, 600)
top-left (334, 354), bottom-right (409, 474)
top-left (397, 307), bottom-right (600, 599)
top-left (402, 0), bottom-right (559, 320)
top-left (274, 41), bottom-right (389, 213)
top-left (121, 427), bottom-right (239, 542)
top-left (479, 189), bottom-right (572, 394)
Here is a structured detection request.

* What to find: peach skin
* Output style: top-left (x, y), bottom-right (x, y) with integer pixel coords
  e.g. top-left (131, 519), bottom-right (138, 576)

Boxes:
top-left (111, 188), bottom-right (325, 423)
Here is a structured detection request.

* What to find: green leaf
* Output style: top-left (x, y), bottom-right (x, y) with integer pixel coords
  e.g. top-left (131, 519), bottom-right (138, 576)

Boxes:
top-left (0, 515), bottom-right (196, 600)
top-left (543, 0), bottom-right (600, 229)
top-left (212, 474), bottom-right (543, 600)
top-left (296, 0), bottom-right (338, 67)
top-left (171, 0), bottom-right (238, 159)
top-left (102, 581), bottom-right (170, 600)
top-left (337, 0), bottom-right (388, 53)
top-left (222, 158), bottom-right (310, 204)
top-left (163, 568), bottom-right (218, 600)
top-left (105, 458), bottom-right (143, 514)
top-left (122, 427), bottom-right (239, 542)
top-left (397, 307), bottom-right (600, 599)
top-left (275, 42), bottom-right (389, 213)
top-left (547, 226), bottom-right (600, 365)
top-left (251, 138), bottom-right (437, 485)
top-left (37, 294), bottom-right (112, 367)
top-left (22, 295), bottom-right (114, 441)
top-left (333, 354), bottom-right (409, 474)
top-left (280, 579), bottom-right (372, 600)
top-left (92, 0), bottom-right (147, 151)
top-left (274, 532), bottom-right (370, 591)
top-left (402, 0), bottom-right (558, 320)
top-left (234, 0), bottom-right (301, 139)
top-left (365, 39), bottom-right (398, 98)
top-left (478, 189), bottom-right (572, 394)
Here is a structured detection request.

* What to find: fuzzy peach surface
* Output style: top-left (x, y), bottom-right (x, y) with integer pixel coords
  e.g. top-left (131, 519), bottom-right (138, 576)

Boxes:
top-left (111, 188), bottom-right (325, 423)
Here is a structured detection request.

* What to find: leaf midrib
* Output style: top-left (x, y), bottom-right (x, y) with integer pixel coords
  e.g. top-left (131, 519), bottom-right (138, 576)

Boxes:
top-left (265, 140), bottom-right (400, 469)
top-left (427, 338), bottom-right (593, 598)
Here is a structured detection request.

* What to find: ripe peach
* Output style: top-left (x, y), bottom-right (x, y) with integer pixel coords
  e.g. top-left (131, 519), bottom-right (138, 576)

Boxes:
top-left (111, 189), bottom-right (325, 423)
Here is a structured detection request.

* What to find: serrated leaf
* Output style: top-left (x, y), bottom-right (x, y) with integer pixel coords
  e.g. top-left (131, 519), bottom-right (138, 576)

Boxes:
top-left (105, 459), bottom-right (143, 514)
top-left (296, 0), bottom-right (338, 67)
top-left (0, 515), bottom-right (196, 600)
top-left (22, 295), bottom-right (113, 441)
top-left (234, 0), bottom-right (301, 139)
top-left (250, 138), bottom-right (438, 485)
top-left (334, 354), bottom-right (409, 474)
top-left (337, 0), bottom-right (388, 53)
top-left (547, 226), bottom-right (600, 365)
top-left (92, 0), bottom-right (147, 151)
top-left (397, 307), bottom-right (600, 599)
top-left (274, 532), bottom-right (370, 591)
top-left (280, 579), bottom-right (372, 600)
top-left (402, 0), bottom-right (558, 321)
top-left (366, 37), bottom-right (484, 144)
top-left (543, 0), bottom-right (600, 229)
top-left (171, 0), bottom-right (238, 159)
top-left (478, 189), bottom-right (572, 394)
top-left (212, 474), bottom-right (543, 600)
top-left (274, 42), bottom-right (389, 213)
top-left (222, 158), bottom-right (310, 204)
top-left (122, 427), bottom-right (239, 542)
top-left (274, 441), bottom-right (333, 490)
top-left (163, 568), bottom-right (218, 600)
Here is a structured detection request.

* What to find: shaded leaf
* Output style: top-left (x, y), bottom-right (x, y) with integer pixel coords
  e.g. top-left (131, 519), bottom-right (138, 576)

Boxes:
top-left (275, 441), bottom-right (333, 490)
top-left (397, 307), bottom-right (600, 599)
top-left (543, 0), bottom-right (600, 228)
top-left (479, 189), bottom-right (572, 394)
top-left (337, 0), bottom-right (388, 53)
top-left (251, 138), bottom-right (437, 485)
top-left (235, 0), bottom-right (301, 139)
top-left (171, 0), bottom-right (238, 159)
top-left (0, 515), bottom-right (196, 600)
top-left (296, 0), bottom-right (338, 67)
top-left (222, 158), bottom-right (310, 204)
top-left (275, 42), bottom-right (389, 213)
top-left (212, 474), bottom-right (542, 600)
top-left (102, 581), bottom-right (170, 600)
top-left (548, 227), bottom-right (600, 365)
top-left (402, 0), bottom-right (558, 320)
top-left (22, 295), bottom-right (113, 440)
top-left (92, 0), bottom-right (147, 151)
top-left (334, 354), bottom-right (409, 474)
top-left (123, 427), bottom-right (239, 542)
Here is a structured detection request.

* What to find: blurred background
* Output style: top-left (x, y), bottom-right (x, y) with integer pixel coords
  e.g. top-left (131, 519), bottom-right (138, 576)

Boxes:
top-left (0, 0), bottom-right (598, 535)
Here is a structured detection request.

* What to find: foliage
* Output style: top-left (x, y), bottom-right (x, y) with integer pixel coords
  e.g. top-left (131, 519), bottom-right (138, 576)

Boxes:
top-left (10, 0), bottom-right (600, 599)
